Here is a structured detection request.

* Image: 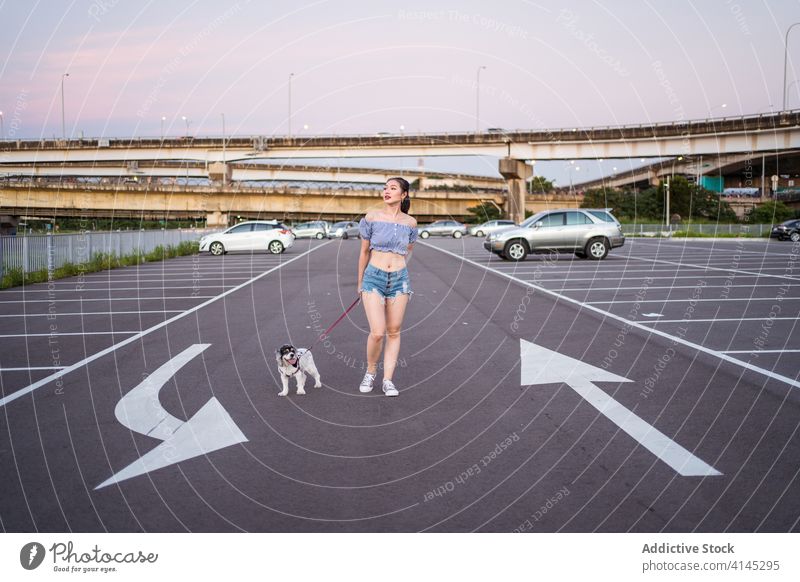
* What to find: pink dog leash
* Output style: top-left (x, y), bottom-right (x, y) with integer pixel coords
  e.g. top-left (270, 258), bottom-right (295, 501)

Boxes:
top-left (308, 295), bottom-right (362, 350)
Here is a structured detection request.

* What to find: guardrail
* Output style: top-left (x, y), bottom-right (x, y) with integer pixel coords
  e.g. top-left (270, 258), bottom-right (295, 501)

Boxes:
top-left (0, 228), bottom-right (215, 277)
top-left (621, 223), bottom-right (773, 236)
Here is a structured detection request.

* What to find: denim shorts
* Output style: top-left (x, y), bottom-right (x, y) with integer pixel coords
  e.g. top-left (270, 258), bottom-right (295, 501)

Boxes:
top-left (360, 264), bottom-right (412, 301)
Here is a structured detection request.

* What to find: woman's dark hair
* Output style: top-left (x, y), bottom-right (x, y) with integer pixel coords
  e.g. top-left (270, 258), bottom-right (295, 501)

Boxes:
top-left (388, 177), bottom-right (411, 213)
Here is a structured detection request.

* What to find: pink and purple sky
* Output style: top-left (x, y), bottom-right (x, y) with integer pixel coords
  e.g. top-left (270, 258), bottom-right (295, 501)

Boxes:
top-left (0, 0), bottom-right (797, 180)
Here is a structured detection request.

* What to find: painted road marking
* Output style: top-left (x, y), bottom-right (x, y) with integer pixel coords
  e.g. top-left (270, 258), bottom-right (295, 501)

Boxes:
top-left (721, 349), bottom-right (800, 354)
top-left (0, 366), bottom-right (67, 371)
top-left (0, 242), bottom-right (332, 408)
top-left (96, 343), bottom-right (247, 489)
top-left (0, 332), bottom-right (141, 338)
top-left (0, 296), bottom-right (215, 303)
top-left (0, 311), bottom-right (183, 318)
top-left (520, 339), bottom-right (721, 477)
top-left (642, 313), bottom-right (664, 318)
top-left (622, 255), bottom-right (799, 282)
top-left (421, 242), bottom-right (800, 390)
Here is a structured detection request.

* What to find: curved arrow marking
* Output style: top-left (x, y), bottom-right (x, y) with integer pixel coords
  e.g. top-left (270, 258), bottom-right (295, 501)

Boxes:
top-left (520, 339), bottom-right (721, 477)
top-left (96, 344), bottom-right (248, 489)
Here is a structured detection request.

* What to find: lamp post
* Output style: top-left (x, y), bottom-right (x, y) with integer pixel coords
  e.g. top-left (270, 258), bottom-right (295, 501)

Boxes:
top-left (61, 73), bottom-right (69, 139)
top-left (160, 116), bottom-right (166, 140)
top-left (182, 115), bottom-right (189, 137)
top-left (476, 65), bottom-right (486, 133)
top-left (288, 72), bottom-right (295, 137)
top-left (783, 22), bottom-right (800, 110)
top-left (0, 111), bottom-right (4, 140)
top-left (221, 112), bottom-right (227, 187)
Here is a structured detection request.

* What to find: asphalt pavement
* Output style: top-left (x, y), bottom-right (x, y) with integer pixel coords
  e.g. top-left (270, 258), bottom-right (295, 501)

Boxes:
top-left (0, 236), bottom-right (798, 532)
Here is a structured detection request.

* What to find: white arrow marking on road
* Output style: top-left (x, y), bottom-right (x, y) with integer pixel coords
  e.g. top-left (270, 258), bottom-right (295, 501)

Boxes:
top-left (520, 339), bottom-right (721, 477)
top-left (96, 344), bottom-right (248, 489)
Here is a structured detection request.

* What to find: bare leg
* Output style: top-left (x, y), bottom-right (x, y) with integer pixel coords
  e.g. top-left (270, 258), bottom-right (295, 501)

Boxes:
top-left (383, 294), bottom-right (409, 381)
top-left (362, 292), bottom-right (386, 374)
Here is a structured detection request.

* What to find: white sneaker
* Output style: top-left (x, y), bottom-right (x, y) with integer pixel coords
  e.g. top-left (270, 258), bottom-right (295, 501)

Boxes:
top-left (382, 379), bottom-right (399, 397)
top-left (359, 372), bottom-right (376, 393)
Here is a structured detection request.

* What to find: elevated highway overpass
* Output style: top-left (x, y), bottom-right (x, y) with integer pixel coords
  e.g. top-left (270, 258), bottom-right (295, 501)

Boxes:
top-left (2, 110), bottom-right (800, 224)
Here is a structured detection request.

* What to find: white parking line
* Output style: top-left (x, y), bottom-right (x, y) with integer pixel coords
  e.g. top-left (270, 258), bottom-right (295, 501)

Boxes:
top-left (639, 317), bottom-right (800, 324)
top-left (0, 286), bottom-right (234, 293)
top-left (588, 297), bottom-right (799, 305)
top-left (0, 366), bottom-right (66, 371)
top-left (422, 243), bottom-right (800, 390)
top-left (0, 311), bottom-right (182, 318)
top-left (622, 255), bottom-right (799, 281)
top-left (0, 296), bottom-right (214, 304)
top-left (0, 331), bottom-right (140, 338)
top-left (0, 242), bottom-right (332, 408)
top-left (721, 349), bottom-right (800, 354)
top-left (555, 284), bottom-right (795, 292)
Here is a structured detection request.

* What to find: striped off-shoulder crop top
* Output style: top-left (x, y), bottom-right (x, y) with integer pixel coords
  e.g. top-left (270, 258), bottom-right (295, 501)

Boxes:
top-left (359, 218), bottom-right (418, 256)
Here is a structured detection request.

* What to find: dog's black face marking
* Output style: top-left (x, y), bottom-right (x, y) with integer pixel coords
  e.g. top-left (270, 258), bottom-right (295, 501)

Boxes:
top-left (277, 344), bottom-right (297, 363)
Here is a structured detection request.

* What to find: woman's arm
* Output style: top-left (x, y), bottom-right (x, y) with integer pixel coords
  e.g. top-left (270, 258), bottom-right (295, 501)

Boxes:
top-left (405, 244), bottom-right (413, 265)
top-left (357, 238), bottom-right (371, 290)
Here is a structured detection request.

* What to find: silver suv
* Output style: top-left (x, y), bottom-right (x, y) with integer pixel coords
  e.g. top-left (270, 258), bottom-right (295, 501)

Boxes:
top-left (483, 209), bottom-right (624, 261)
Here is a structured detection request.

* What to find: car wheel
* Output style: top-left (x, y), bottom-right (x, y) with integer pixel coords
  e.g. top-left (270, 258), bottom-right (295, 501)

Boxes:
top-left (315, 232), bottom-right (324, 239)
top-left (586, 237), bottom-right (609, 260)
top-left (791, 231), bottom-right (800, 242)
top-left (420, 231), bottom-right (430, 239)
top-left (575, 251), bottom-right (587, 259)
top-left (342, 232), bottom-right (349, 240)
top-left (475, 230), bottom-right (484, 237)
top-left (209, 241), bottom-right (225, 256)
top-left (453, 231), bottom-right (463, 239)
top-left (268, 240), bottom-right (284, 254)
top-left (503, 239), bottom-right (528, 261)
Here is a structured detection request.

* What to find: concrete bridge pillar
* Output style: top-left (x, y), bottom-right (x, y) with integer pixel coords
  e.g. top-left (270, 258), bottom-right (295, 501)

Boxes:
top-left (206, 211), bottom-right (229, 228)
top-left (498, 158), bottom-right (532, 224)
top-left (208, 162), bottom-right (232, 184)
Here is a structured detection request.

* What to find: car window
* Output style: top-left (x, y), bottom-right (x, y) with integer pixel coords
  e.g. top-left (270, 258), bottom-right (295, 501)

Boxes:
top-left (228, 224), bottom-right (252, 233)
top-left (498, 220), bottom-right (514, 225)
top-left (538, 213), bottom-right (565, 227)
top-left (566, 211), bottom-right (593, 225)
top-left (252, 223), bottom-right (273, 231)
top-left (295, 223), bottom-right (309, 229)
top-left (587, 210), bottom-right (617, 223)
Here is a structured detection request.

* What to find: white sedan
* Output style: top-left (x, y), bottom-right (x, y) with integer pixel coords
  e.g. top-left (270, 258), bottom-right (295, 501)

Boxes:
top-left (199, 221), bottom-right (294, 255)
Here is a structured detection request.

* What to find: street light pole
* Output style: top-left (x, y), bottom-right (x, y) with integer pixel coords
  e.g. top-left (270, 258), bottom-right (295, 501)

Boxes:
top-left (288, 72), bottom-right (295, 137)
top-left (476, 65), bottom-right (486, 133)
top-left (161, 116), bottom-right (166, 140)
top-left (783, 22), bottom-right (800, 110)
top-left (182, 115), bottom-right (189, 137)
top-left (61, 73), bottom-right (69, 139)
top-left (0, 111), bottom-right (4, 140)
top-left (221, 112), bottom-right (227, 187)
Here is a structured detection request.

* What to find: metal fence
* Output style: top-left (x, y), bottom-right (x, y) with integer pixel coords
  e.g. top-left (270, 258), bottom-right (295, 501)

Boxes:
top-left (0, 228), bottom-right (214, 277)
top-left (622, 223), bottom-right (773, 237)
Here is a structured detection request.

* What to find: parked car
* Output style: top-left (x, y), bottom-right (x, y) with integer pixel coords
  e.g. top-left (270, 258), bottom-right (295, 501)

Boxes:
top-left (483, 209), bottom-right (625, 261)
top-left (293, 220), bottom-right (330, 239)
top-left (419, 220), bottom-right (468, 239)
top-left (770, 218), bottom-right (800, 241)
top-left (468, 219), bottom-right (516, 237)
top-left (199, 220), bottom-right (294, 255)
top-left (330, 221), bottom-right (360, 239)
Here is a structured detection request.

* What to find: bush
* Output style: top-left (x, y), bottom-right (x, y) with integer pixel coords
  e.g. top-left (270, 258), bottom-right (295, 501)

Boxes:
top-left (0, 241), bottom-right (200, 289)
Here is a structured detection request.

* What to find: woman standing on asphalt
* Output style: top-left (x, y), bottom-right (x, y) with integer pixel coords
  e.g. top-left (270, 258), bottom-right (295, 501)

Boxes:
top-left (356, 177), bottom-right (418, 397)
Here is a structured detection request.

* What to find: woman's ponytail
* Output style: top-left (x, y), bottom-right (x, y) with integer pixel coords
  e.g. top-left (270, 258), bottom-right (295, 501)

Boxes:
top-left (389, 176), bottom-right (411, 213)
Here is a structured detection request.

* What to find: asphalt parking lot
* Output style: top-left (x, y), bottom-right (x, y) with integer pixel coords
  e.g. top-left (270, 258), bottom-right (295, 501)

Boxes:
top-left (0, 236), bottom-right (798, 532)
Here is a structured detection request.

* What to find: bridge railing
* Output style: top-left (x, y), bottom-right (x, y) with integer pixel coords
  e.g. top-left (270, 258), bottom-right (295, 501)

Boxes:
top-left (0, 228), bottom-right (214, 278)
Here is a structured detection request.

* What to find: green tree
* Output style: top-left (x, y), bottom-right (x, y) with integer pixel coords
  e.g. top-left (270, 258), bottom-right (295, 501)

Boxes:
top-left (527, 175), bottom-right (554, 193)
top-left (465, 201), bottom-right (502, 223)
top-left (746, 200), bottom-right (794, 224)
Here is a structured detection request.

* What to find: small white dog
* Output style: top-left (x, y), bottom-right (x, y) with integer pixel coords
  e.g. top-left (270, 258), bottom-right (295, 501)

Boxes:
top-left (276, 344), bottom-right (322, 396)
